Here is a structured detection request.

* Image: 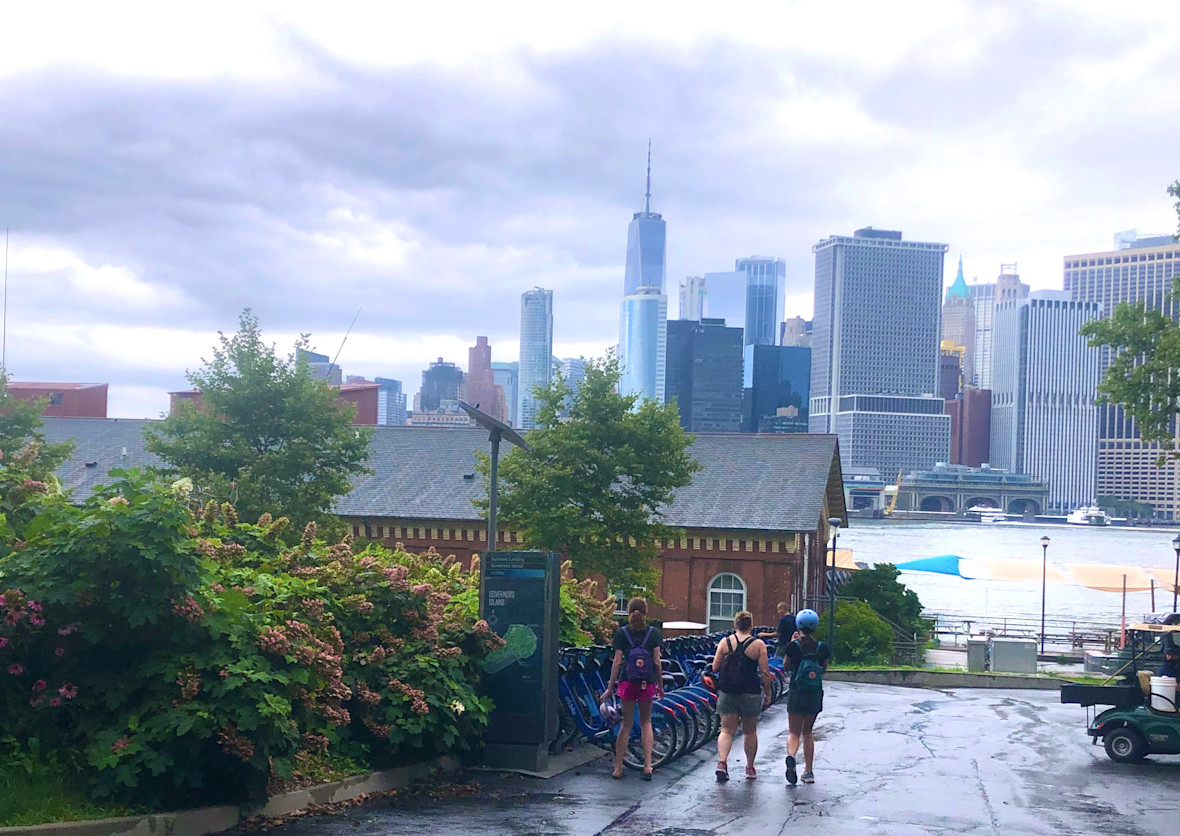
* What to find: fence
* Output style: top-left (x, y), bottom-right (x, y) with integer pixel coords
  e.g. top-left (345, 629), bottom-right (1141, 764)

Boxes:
top-left (924, 610), bottom-right (1120, 654)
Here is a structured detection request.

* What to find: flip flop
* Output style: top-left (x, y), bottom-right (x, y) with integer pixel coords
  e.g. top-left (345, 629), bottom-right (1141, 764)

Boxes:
top-left (641, 770), bottom-right (653, 781)
top-left (611, 769), bottom-right (624, 780)
top-left (745, 765), bottom-right (757, 780)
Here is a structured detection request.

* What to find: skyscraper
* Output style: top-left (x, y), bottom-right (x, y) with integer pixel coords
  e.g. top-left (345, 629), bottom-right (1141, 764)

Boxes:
top-left (810, 227), bottom-right (950, 478)
top-left (665, 318), bottom-right (743, 432)
top-left (942, 256), bottom-right (975, 386)
top-left (296, 348), bottom-right (342, 385)
top-left (559, 357), bottom-right (586, 391)
top-left (374, 377), bottom-right (407, 426)
top-left (737, 256), bottom-right (786, 346)
top-left (519, 287), bottom-right (554, 429)
top-left (618, 143), bottom-right (668, 403)
top-left (780, 317), bottom-right (811, 348)
top-left (418, 358), bottom-right (464, 412)
top-left (970, 265), bottom-right (1029, 390)
top-left (742, 345), bottom-right (810, 433)
top-left (491, 362), bottom-right (519, 427)
top-left (678, 276), bottom-right (707, 320)
top-left (990, 291), bottom-right (1100, 513)
top-left (460, 336), bottom-right (507, 424)
top-left (1066, 232), bottom-right (1180, 518)
top-left (701, 269), bottom-right (745, 330)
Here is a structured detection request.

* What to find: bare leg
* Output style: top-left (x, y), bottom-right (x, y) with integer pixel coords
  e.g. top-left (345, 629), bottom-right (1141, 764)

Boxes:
top-left (638, 700), bottom-right (654, 772)
top-left (801, 714), bottom-right (817, 773)
top-left (612, 700), bottom-right (636, 776)
top-left (717, 714), bottom-right (739, 764)
top-left (741, 716), bottom-right (759, 767)
top-left (787, 712), bottom-right (803, 759)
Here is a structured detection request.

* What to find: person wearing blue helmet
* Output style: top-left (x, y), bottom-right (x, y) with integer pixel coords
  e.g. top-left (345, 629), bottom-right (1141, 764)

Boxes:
top-left (783, 608), bottom-right (829, 785)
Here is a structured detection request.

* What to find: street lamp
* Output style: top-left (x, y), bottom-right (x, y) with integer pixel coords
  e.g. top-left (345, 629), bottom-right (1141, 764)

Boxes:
top-left (1171, 534), bottom-right (1180, 613)
top-left (827, 517), bottom-right (842, 655)
top-left (459, 401), bottom-right (530, 553)
top-left (1040, 536), bottom-right (1050, 655)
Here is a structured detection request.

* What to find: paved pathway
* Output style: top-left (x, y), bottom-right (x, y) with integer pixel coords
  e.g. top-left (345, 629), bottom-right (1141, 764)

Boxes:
top-left (255, 683), bottom-right (1180, 835)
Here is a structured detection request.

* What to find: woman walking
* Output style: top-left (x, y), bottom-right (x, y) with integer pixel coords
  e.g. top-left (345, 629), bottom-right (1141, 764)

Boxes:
top-left (605, 597), bottom-right (663, 780)
top-left (783, 609), bottom-right (830, 785)
top-left (712, 610), bottom-right (772, 782)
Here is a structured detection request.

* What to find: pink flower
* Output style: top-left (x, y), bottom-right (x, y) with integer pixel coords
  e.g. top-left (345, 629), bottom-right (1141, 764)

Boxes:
top-left (49, 697), bottom-right (61, 707)
top-left (7, 664), bottom-right (23, 675)
top-left (57, 625), bottom-right (72, 635)
top-left (111, 738), bottom-right (128, 751)
top-left (29, 615), bottom-right (45, 627)
top-left (0, 594), bottom-right (5, 606)
top-left (58, 683), bottom-right (77, 699)
top-left (29, 696), bottom-right (42, 707)
top-left (28, 601), bottom-right (41, 612)
top-left (32, 679), bottom-right (47, 692)
top-left (55, 648), bottom-right (64, 656)
top-left (0, 637), bottom-right (7, 649)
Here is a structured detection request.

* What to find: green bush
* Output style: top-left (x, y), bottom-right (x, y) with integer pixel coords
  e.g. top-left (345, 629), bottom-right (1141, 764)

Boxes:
top-left (836, 564), bottom-right (927, 639)
top-left (0, 454), bottom-right (504, 810)
top-left (820, 600), bottom-right (894, 666)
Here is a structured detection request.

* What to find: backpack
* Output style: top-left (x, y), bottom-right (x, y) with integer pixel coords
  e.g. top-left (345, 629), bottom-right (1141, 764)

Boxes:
top-left (717, 636), bottom-right (755, 693)
top-left (625, 627), bottom-right (655, 682)
top-left (793, 641), bottom-right (824, 693)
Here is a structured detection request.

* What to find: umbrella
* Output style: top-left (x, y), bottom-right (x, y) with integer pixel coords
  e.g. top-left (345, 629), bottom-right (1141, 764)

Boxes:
top-left (662, 621), bottom-right (707, 630)
top-left (893, 554), bottom-right (965, 576)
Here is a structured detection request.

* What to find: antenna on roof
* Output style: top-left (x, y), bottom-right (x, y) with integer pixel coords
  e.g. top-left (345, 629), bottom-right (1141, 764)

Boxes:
top-left (644, 139), bottom-right (652, 214)
top-left (2, 228), bottom-right (7, 373)
top-left (330, 307), bottom-right (363, 375)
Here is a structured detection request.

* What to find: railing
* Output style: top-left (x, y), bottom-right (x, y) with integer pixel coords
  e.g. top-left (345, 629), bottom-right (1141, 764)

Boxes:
top-left (924, 609), bottom-right (1120, 654)
top-left (806, 594), bottom-right (928, 665)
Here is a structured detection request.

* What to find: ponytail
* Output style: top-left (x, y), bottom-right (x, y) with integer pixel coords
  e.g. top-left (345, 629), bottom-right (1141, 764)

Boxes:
top-left (627, 597), bottom-right (647, 630)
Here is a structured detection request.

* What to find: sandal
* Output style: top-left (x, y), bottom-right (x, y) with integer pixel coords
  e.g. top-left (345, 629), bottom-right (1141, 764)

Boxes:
top-left (715, 761), bottom-right (729, 783)
top-left (641, 769), bottom-right (653, 781)
top-left (611, 768), bottom-right (624, 780)
top-left (745, 764), bottom-right (757, 780)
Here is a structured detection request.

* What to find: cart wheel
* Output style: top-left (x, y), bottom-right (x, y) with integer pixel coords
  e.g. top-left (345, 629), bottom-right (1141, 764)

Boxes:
top-left (1103, 727), bottom-right (1147, 763)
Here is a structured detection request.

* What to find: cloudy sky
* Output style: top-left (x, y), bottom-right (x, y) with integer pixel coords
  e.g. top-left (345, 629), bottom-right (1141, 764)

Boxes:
top-left (2, 1), bottom-right (1178, 417)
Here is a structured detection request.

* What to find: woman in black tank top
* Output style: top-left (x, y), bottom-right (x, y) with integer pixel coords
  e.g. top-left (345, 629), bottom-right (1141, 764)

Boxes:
top-left (710, 611), bottom-right (772, 781)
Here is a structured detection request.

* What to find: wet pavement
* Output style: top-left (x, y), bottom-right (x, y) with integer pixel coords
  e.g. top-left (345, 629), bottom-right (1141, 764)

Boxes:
top-left (254, 683), bottom-right (1180, 835)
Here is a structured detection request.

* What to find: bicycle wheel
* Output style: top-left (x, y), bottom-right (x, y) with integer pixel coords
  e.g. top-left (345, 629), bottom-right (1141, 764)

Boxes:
top-left (623, 717), bottom-right (679, 770)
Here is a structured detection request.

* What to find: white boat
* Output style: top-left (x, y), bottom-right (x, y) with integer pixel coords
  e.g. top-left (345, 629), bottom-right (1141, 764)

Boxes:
top-left (967, 505), bottom-right (1007, 523)
top-left (1067, 506), bottom-right (1111, 526)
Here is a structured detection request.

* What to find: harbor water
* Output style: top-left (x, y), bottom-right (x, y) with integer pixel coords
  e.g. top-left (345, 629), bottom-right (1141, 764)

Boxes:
top-left (839, 519), bottom-right (1180, 628)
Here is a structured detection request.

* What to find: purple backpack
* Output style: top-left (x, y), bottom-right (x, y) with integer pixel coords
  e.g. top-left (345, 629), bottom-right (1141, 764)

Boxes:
top-left (625, 627), bottom-right (655, 682)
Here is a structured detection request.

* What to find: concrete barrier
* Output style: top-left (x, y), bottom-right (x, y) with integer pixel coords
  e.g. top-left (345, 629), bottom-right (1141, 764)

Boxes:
top-left (0, 756), bottom-right (460, 836)
top-left (826, 669), bottom-right (1065, 690)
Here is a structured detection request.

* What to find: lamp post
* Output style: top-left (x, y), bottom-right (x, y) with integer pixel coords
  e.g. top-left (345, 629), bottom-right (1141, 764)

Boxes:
top-left (1040, 536), bottom-right (1050, 655)
top-left (459, 401), bottom-right (530, 554)
top-left (1171, 534), bottom-right (1180, 613)
top-left (827, 517), bottom-right (842, 654)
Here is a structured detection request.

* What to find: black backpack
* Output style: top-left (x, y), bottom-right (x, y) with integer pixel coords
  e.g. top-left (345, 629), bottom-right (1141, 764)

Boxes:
top-left (717, 636), bottom-right (754, 693)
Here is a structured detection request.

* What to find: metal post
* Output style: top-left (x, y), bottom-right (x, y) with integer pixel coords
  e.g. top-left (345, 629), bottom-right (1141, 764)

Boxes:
top-left (827, 517), bottom-right (841, 654)
top-left (488, 429), bottom-right (501, 552)
top-left (1039, 536), bottom-right (1050, 655)
top-left (1172, 534), bottom-right (1180, 612)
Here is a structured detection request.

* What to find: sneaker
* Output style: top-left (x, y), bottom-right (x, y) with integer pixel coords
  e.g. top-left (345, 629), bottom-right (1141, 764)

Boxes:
top-left (785, 755), bottom-right (797, 785)
top-left (716, 762), bottom-right (729, 783)
top-left (745, 764), bottom-right (757, 780)
top-left (801, 771), bottom-right (815, 784)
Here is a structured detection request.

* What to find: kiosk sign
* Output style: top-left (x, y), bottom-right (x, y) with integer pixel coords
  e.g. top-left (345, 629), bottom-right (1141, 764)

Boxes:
top-left (481, 551), bottom-right (559, 752)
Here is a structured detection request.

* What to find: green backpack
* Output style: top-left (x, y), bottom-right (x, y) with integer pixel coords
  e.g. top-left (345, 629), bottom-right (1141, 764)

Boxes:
top-left (793, 641), bottom-right (824, 693)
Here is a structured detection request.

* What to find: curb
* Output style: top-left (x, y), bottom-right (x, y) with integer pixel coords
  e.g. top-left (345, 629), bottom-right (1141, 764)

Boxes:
top-left (0, 756), bottom-right (460, 836)
top-left (826, 669), bottom-right (1065, 690)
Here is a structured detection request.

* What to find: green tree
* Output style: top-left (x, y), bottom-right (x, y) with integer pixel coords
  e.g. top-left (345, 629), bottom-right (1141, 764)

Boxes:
top-left (837, 563), bottom-right (926, 638)
top-left (820, 600), bottom-right (894, 666)
top-left (480, 356), bottom-right (700, 594)
top-left (144, 310), bottom-right (371, 533)
top-left (1080, 180), bottom-right (1180, 458)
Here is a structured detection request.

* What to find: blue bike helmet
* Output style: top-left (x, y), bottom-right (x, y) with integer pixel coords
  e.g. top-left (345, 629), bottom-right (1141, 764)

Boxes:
top-left (796, 609), bottom-right (819, 631)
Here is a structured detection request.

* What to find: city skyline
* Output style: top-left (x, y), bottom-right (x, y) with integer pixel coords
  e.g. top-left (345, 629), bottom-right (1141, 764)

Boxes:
top-left (0, 5), bottom-right (1177, 418)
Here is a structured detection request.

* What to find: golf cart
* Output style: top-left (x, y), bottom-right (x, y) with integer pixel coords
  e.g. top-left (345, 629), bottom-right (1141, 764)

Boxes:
top-left (1061, 622), bottom-right (1180, 763)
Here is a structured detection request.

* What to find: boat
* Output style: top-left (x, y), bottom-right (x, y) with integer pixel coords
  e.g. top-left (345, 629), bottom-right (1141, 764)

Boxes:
top-left (1067, 506), bottom-right (1112, 526)
top-left (967, 505), bottom-right (1008, 523)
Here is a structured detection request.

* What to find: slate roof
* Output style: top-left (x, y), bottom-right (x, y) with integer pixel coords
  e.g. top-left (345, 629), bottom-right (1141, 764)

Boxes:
top-left (40, 419), bottom-right (846, 534)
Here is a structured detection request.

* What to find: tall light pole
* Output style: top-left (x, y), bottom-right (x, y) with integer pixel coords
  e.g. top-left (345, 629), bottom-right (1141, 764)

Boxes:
top-left (828, 517), bottom-right (842, 654)
top-left (459, 401), bottom-right (530, 553)
top-left (1039, 536), bottom-right (1050, 654)
top-left (1171, 534), bottom-right (1180, 613)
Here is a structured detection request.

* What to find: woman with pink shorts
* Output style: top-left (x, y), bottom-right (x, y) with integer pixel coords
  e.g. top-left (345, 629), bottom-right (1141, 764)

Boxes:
top-left (605, 597), bottom-right (663, 780)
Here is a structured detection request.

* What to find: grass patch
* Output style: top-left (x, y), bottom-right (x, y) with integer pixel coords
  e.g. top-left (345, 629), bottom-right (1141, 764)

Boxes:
top-left (0, 741), bottom-right (142, 827)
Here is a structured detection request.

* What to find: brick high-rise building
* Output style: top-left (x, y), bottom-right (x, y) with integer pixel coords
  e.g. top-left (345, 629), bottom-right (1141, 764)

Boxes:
top-left (460, 336), bottom-right (507, 423)
top-left (946, 387), bottom-right (991, 468)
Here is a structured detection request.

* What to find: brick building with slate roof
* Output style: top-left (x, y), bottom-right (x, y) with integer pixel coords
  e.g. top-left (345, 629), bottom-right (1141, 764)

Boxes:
top-left (41, 418), bottom-right (846, 630)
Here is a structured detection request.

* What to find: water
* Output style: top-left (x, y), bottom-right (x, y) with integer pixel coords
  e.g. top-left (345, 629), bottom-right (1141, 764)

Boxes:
top-left (839, 519), bottom-right (1180, 628)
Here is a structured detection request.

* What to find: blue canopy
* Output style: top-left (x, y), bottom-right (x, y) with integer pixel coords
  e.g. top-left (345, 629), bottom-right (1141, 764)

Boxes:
top-left (893, 555), bottom-right (965, 577)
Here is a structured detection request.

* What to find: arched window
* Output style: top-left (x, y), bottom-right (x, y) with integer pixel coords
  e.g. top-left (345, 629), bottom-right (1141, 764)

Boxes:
top-left (708, 573), bottom-right (747, 633)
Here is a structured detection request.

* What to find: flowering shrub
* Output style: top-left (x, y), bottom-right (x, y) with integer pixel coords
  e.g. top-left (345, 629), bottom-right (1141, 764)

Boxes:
top-left (0, 456), bottom-right (501, 809)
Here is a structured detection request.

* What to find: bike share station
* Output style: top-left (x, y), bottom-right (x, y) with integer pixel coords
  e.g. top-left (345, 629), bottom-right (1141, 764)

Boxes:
top-left (479, 550), bottom-right (561, 771)
top-left (460, 401), bottom-right (562, 772)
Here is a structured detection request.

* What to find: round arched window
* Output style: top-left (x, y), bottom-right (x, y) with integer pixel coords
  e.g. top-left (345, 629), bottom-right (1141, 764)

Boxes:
top-left (708, 573), bottom-right (747, 633)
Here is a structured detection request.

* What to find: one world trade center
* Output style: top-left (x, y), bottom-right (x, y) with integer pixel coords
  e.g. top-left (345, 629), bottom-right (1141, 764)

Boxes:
top-left (618, 142), bottom-right (667, 403)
